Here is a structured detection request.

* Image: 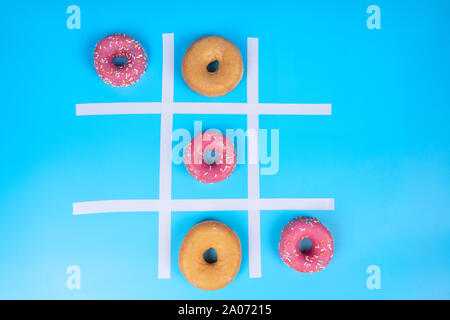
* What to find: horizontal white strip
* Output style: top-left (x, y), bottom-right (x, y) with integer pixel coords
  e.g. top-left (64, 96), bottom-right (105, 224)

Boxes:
top-left (73, 198), bottom-right (334, 215)
top-left (258, 198), bottom-right (335, 210)
top-left (73, 199), bottom-right (160, 214)
top-left (76, 102), bottom-right (331, 116)
top-left (76, 102), bottom-right (163, 115)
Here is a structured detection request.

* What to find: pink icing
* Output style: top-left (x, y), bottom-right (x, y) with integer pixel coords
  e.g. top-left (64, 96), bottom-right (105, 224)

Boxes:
top-left (279, 217), bottom-right (334, 273)
top-left (93, 34), bottom-right (147, 87)
top-left (183, 131), bottom-right (236, 183)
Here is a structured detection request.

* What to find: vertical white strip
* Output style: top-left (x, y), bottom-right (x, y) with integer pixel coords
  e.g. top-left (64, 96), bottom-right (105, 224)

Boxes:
top-left (247, 39), bottom-right (259, 104)
top-left (162, 34), bottom-right (174, 104)
top-left (247, 37), bottom-right (262, 278)
top-left (158, 33), bottom-right (174, 279)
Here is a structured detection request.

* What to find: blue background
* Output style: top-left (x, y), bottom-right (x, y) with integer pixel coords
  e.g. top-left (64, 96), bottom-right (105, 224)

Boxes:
top-left (0, 0), bottom-right (449, 299)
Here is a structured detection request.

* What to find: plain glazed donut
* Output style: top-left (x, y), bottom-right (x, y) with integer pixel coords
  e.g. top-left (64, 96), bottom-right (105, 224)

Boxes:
top-left (279, 217), bottom-right (334, 273)
top-left (178, 221), bottom-right (241, 291)
top-left (182, 36), bottom-right (244, 97)
top-left (183, 130), bottom-right (236, 183)
top-left (94, 34), bottom-right (147, 87)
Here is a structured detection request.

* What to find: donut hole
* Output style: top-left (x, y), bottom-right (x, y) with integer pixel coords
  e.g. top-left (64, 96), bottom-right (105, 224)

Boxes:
top-left (298, 237), bottom-right (312, 254)
top-left (203, 248), bottom-right (218, 264)
top-left (113, 56), bottom-right (129, 67)
top-left (203, 149), bottom-right (217, 165)
top-left (206, 60), bottom-right (219, 73)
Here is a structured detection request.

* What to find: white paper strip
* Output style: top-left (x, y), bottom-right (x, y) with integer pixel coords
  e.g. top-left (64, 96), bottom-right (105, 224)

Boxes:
top-left (162, 34), bottom-right (174, 104)
top-left (73, 199), bottom-right (160, 214)
top-left (158, 208), bottom-right (171, 279)
top-left (72, 198), bottom-right (335, 215)
top-left (247, 38), bottom-right (259, 104)
top-left (158, 33), bottom-right (174, 279)
top-left (247, 37), bottom-right (262, 279)
top-left (258, 198), bottom-right (335, 211)
top-left (76, 102), bottom-right (163, 116)
top-left (76, 102), bottom-right (331, 116)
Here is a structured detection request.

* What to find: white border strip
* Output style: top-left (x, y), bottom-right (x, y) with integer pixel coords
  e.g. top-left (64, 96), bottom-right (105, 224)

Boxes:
top-left (73, 198), bottom-right (335, 215)
top-left (157, 33), bottom-right (174, 279)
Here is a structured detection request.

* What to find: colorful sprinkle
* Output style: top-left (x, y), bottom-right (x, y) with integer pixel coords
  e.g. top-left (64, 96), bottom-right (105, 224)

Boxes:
top-left (278, 216), bottom-right (334, 273)
top-left (183, 131), bottom-right (236, 183)
top-left (94, 34), bottom-right (147, 87)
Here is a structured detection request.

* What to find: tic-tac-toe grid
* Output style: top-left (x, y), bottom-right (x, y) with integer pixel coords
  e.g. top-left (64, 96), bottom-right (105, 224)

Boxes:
top-left (73, 33), bottom-right (334, 279)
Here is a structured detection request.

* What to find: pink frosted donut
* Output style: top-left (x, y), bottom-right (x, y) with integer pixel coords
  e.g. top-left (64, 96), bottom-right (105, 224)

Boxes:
top-left (94, 34), bottom-right (147, 87)
top-left (183, 131), bottom-right (236, 183)
top-left (279, 217), bottom-right (334, 273)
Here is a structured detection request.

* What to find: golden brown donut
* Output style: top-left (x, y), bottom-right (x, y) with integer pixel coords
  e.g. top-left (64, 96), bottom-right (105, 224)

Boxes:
top-left (178, 220), bottom-right (242, 290)
top-left (182, 36), bottom-right (244, 97)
